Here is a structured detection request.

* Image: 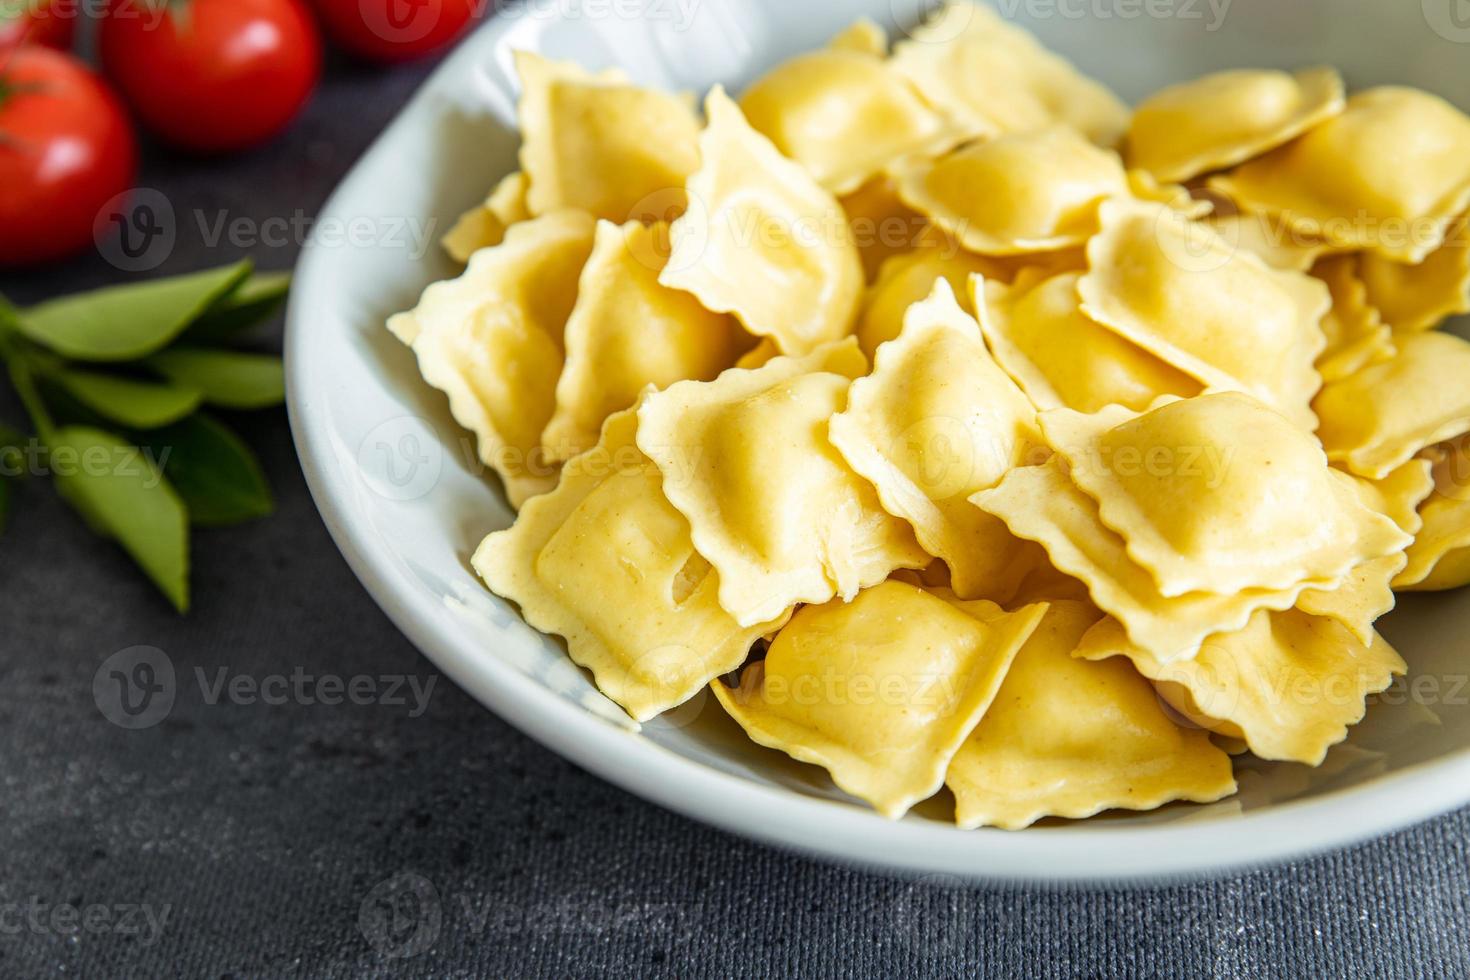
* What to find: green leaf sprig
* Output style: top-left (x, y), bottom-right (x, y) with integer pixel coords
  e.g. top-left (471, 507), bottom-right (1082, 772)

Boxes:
top-left (0, 262), bottom-right (290, 612)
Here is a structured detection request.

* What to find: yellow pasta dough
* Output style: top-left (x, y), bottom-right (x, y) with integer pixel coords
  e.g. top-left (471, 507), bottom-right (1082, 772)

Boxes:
top-left (1077, 200), bottom-right (1329, 430)
top-left (441, 171), bottom-right (534, 263)
top-left (947, 601), bottom-right (1236, 829)
top-left (1310, 254), bottom-right (1395, 383)
top-left (1126, 67), bottom-right (1345, 182)
top-left (1040, 394), bottom-right (1411, 598)
top-left (475, 403), bottom-right (786, 722)
top-left (977, 270), bottom-right (1201, 413)
top-left (1396, 437), bottom-right (1470, 591)
top-left (542, 220), bottom-right (751, 462)
top-left (515, 52), bottom-right (702, 223)
top-left (1202, 208), bottom-right (1328, 272)
top-left (974, 456), bottom-right (1317, 663)
top-left (1358, 215), bottom-right (1470, 334)
top-left (1076, 610), bottom-right (1407, 766)
top-left (1314, 331), bottom-right (1470, 479)
top-left (855, 247), bottom-right (1002, 357)
top-left (1210, 87), bottom-right (1470, 262)
top-left (897, 127), bottom-right (1129, 255)
top-left (839, 176), bottom-right (939, 282)
top-left (660, 88), bottom-right (864, 355)
top-left (388, 210), bottom-right (596, 507)
top-left (830, 280), bottom-right (1044, 600)
top-left (739, 23), bottom-right (958, 196)
top-left (636, 340), bottom-right (928, 627)
top-left (891, 0), bottom-right (1129, 147)
top-left (711, 579), bottom-right (1047, 818)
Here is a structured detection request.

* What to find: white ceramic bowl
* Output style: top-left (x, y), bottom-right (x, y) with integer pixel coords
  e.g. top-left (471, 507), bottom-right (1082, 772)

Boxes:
top-left (287, 0), bottom-right (1470, 883)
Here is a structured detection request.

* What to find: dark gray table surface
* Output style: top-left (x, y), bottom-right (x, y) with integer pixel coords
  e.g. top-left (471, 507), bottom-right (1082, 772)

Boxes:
top-left (3, 42), bottom-right (1470, 980)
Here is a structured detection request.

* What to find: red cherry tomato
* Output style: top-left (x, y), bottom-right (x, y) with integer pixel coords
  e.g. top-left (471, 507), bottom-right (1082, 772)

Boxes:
top-left (98, 0), bottom-right (321, 154)
top-left (310, 0), bottom-right (481, 64)
top-left (0, 46), bottom-right (138, 267)
top-left (0, 0), bottom-right (80, 52)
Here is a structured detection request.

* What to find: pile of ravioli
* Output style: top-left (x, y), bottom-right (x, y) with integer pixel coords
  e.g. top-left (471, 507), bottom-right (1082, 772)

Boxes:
top-left (390, 1), bottom-right (1470, 829)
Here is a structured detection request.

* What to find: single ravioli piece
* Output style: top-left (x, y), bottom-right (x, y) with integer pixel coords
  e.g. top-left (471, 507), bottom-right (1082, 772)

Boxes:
top-left (1315, 331), bottom-right (1470, 479)
top-left (1077, 199), bottom-right (1329, 430)
top-left (977, 270), bottom-right (1201, 413)
top-left (661, 88), bottom-right (864, 355)
top-left (636, 340), bottom-right (928, 627)
top-left (387, 211), bottom-right (597, 507)
top-left (974, 456), bottom-right (1317, 663)
top-left (711, 579), bottom-right (1047, 819)
top-left (1040, 394), bottom-right (1412, 598)
top-left (947, 601), bottom-right (1235, 830)
top-left (1397, 437), bottom-right (1470, 591)
top-left (855, 247), bottom-right (1005, 357)
top-left (1076, 610), bottom-right (1407, 766)
top-left (515, 51), bottom-right (701, 222)
top-left (1125, 67), bottom-right (1345, 182)
top-left (1359, 215), bottom-right (1470, 334)
top-left (896, 127), bottom-right (1129, 256)
top-left (1210, 87), bottom-right (1470, 263)
top-left (738, 22), bottom-right (959, 196)
top-left (891, 0), bottom-right (1128, 147)
top-left (830, 280), bottom-right (1044, 601)
top-left (442, 171), bottom-right (533, 263)
top-left (474, 404), bottom-right (784, 722)
top-left (542, 220), bottom-right (750, 462)
top-left (1310, 255), bottom-right (1395, 383)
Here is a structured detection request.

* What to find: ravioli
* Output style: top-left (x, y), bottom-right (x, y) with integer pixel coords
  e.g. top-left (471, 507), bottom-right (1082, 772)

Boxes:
top-left (660, 88), bottom-right (865, 355)
top-left (516, 51), bottom-right (702, 222)
top-left (855, 247), bottom-right (1004, 357)
top-left (1396, 437), bottom-right (1470, 592)
top-left (442, 171), bottom-right (533, 263)
top-left (897, 127), bottom-right (1129, 255)
top-left (387, 211), bottom-right (596, 507)
top-left (1314, 331), bottom-right (1470, 479)
top-left (1310, 255), bottom-right (1395, 383)
top-left (1202, 208), bottom-right (1328, 272)
top-left (830, 281), bottom-right (1044, 600)
top-left (1076, 610), bottom-right (1407, 766)
top-left (839, 176), bottom-right (939, 282)
top-left (1125, 68), bottom-right (1345, 182)
top-left (739, 23), bottom-right (958, 196)
top-left (474, 404), bottom-right (785, 722)
top-left (1359, 215), bottom-right (1470, 334)
top-left (542, 220), bottom-right (750, 462)
top-left (1210, 87), bottom-right (1470, 262)
top-left (977, 270), bottom-right (1201, 413)
top-left (711, 579), bottom-right (1047, 819)
top-left (1040, 394), bottom-right (1412, 598)
top-left (974, 456), bottom-right (1317, 663)
top-left (891, 0), bottom-right (1129, 147)
top-left (636, 340), bottom-right (928, 627)
top-left (1077, 200), bottom-right (1329, 430)
top-left (947, 601), bottom-right (1236, 830)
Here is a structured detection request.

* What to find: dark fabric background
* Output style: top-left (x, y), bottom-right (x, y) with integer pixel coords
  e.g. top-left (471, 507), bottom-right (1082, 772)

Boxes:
top-left (2, 40), bottom-right (1469, 980)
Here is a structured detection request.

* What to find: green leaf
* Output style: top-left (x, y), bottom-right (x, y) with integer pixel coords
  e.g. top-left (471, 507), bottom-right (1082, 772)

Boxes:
top-left (141, 414), bottom-right (273, 527)
top-left (182, 271), bottom-right (291, 344)
top-left (16, 261), bottom-right (252, 362)
top-left (55, 369), bottom-right (203, 429)
top-left (50, 426), bottom-right (189, 611)
top-left (145, 348), bottom-right (284, 410)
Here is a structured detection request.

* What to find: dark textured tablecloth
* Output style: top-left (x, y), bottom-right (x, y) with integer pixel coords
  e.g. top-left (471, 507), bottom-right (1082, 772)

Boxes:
top-left (3, 41), bottom-right (1470, 980)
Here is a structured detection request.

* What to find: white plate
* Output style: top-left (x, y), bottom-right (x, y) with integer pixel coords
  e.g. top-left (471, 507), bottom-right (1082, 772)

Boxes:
top-left (287, 0), bottom-right (1470, 883)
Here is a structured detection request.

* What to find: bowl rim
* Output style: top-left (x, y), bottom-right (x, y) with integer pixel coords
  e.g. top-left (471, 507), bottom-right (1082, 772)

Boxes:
top-left (284, 5), bottom-right (1470, 885)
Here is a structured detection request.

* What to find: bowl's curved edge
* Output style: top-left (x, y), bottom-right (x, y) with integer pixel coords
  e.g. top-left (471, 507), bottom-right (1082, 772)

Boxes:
top-left (284, 11), bottom-right (1470, 887)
